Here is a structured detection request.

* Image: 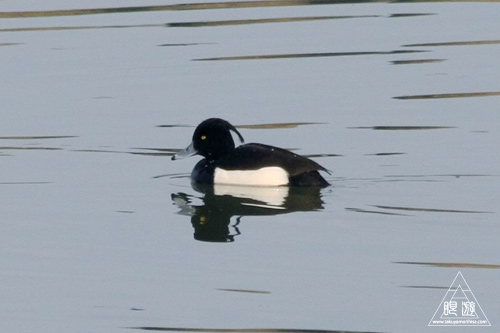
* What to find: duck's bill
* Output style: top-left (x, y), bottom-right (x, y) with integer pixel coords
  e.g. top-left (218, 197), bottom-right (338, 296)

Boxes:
top-left (172, 142), bottom-right (197, 160)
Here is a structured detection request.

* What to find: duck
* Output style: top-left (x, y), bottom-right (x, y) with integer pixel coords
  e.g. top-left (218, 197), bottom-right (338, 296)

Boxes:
top-left (172, 118), bottom-right (330, 187)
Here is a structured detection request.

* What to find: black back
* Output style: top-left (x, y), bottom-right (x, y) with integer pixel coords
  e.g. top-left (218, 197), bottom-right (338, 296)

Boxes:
top-left (217, 143), bottom-right (328, 177)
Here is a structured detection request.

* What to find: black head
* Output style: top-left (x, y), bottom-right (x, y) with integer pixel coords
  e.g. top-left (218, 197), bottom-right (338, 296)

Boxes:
top-left (193, 118), bottom-right (245, 159)
top-left (172, 118), bottom-right (244, 161)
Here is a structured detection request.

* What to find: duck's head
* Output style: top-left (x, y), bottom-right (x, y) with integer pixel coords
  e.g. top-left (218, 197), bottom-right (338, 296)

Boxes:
top-left (172, 118), bottom-right (244, 161)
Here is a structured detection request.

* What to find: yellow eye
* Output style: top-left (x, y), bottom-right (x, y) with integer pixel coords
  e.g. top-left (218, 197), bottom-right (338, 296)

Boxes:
top-left (201, 135), bottom-right (207, 140)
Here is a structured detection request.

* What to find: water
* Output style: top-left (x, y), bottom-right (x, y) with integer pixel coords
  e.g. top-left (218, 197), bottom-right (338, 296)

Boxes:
top-left (1, 1), bottom-right (499, 332)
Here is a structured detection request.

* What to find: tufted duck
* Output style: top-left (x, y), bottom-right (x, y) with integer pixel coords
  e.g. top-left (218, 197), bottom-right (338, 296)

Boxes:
top-left (172, 118), bottom-right (330, 187)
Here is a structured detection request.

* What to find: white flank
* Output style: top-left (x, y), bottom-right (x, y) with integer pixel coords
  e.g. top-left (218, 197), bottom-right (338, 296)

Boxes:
top-left (214, 167), bottom-right (289, 186)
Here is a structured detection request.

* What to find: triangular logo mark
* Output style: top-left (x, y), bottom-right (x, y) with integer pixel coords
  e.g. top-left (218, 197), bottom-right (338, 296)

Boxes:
top-left (429, 271), bottom-right (491, 326)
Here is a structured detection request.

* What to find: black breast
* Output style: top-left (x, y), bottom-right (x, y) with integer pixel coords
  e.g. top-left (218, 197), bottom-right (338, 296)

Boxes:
top-left (191, 159), bottom-right (216, 184)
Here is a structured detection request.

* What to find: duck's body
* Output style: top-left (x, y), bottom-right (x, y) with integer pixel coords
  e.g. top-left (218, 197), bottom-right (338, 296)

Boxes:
top-left (172, 118), bottom-right (330, 187)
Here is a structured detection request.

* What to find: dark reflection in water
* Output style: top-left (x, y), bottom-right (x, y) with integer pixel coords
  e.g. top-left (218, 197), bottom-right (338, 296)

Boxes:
top-left (385, 173), bottom-right (494, 179)
top-left (365, 152), bottom-right (405, 156)
top-left (1, 16), bottom-right (364, 33)
top-left (394, 261), bottom-right (500, 269)
top-left (194, 50), bottom-right (425, 61)
top-left (159, 43), bottom-right (215, 47)
top-left (130, 327), bottom-right (382, 332)
top-left (394, 91), bottom-right (500, 100)
top-left (0, 1), bottom-right (374, 19)
top-left (403, 39), bottom-right (500, 47)
top-left (172, 183), bottom-right (325, 242)
top-left (72, 147), bottom-right (177, 157)
top-left (217, 288), bottom-right (271, 294)
top-left (349, 125), bottom-right (454, 130)
top-left (167, 15), bottom-right (377, 28)
top-left (345, 207), bottom-right (409, 216)
top-left (347, 204), bottom-right (491, 216)
top-left (0, 136), bottom-right (77, 153)
top-left (389, 13), bottom-right (435, 18)
top-left (0, 13), bottom-right (439, 34)
top-left (0, 24), bottom-right (164, 33)
top-left (2, 1), bottom-right (498, 19)
top-left (390, 58), bottom-right (445, 65)
top-left (0, 181), bottom-right (52, 185)
top-left (0, 135), bottom-right (77, 139)
top-left (401, 285), bottom-right (449, 290)
top-left (0, 146), bottom-right (62, 151)
top-left (158, 121), bottom-right (325, 129)
top-left (374, 205), bottom-right (492, 214)
top-left (0, 14), bottom-right (438, 33)
top-left (237, 122), bottom-right (326, 129)
top-left (0, 1), bottom-right (438, 19)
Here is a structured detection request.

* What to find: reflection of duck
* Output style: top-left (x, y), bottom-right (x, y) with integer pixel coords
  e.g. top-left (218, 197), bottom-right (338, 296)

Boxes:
top-left (172, 118), bottom-right (330, 187)
top-left (172, 183), bottom-right (326, 242)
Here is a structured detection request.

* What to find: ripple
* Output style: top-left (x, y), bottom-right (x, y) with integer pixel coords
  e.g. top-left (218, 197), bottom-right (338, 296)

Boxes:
top-left (0, 135), bottom-right (77, 140)
top-left (129, 327), bottom-right (383, 332)
top-left (390, 58), bottom-right (445, 65)
top-left (236, 122), bottom-right (326, 129)
top-left (0, 146), bottom-right (62, 151)
top-left (0, 1), bottom-right (387, 19)
top-left (194, 50), bottom-right (425, 61)
top-left (394, 91), bottom-right (500, 100)
top-left (403, 39), bottom-right (500, 47)
top-left (0, 181), bottom-right (52, 185)
top-left (374, 205), bottom-right (492, 214)
top-left (365, 152), bottom-right (406, 156)
top-left (217, 288), bottom-right (271, 294)
top-left (349, 126), bottom-right (454, 130)
top-left (345, 207), bottom-right (409, 216)
top-left (167, 15), bottom-right (378, 28)
top-left (158, 121), bottom-right (326, 129)
top-left (0, 24), bottom-right (163, 33)
top-left (394, 262), bottom-right (500, 269)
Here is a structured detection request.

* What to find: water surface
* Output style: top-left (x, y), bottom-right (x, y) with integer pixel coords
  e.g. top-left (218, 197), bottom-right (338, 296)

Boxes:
top-left (1, 1), bottom-right (499, 332)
